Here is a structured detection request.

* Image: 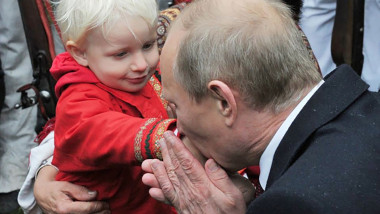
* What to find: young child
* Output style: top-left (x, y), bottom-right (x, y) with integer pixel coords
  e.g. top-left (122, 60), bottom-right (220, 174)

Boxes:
top-left (50, 0), bottom-right (177, 213)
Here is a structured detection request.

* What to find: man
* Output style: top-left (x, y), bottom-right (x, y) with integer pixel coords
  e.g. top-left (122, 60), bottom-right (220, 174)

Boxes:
top-left (25, 0), bottom-right (379, 213)
top-left (27, 1), bottom-right (308, 213)
top-left (142, 0), bottom-right (380, 213)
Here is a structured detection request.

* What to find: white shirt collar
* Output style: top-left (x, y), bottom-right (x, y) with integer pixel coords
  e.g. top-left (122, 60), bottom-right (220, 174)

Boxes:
top-left (259, 80), bottom-right (324, 190)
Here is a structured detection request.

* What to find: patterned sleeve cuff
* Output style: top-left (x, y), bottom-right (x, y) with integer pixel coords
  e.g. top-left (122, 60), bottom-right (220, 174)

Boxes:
top-left (134, 118), bottom-right (176, 162)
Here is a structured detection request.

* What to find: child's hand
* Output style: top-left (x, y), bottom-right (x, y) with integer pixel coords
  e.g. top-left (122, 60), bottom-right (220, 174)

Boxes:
top-left (166, 102), bottom-right (177, 118)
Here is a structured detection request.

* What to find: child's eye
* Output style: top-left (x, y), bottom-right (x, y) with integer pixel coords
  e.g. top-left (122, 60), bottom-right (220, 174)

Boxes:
top-left (143, 42), bottom-right (155, 50)
top-left (115, 51), bottom-right (127, 57)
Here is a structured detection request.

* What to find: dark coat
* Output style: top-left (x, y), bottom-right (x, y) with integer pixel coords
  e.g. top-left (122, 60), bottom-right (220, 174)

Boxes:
top-left (248, 65), bottom-right (380, 214)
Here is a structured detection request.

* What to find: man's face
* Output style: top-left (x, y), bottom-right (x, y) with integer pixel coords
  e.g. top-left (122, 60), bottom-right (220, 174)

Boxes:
top-left (160, 29), bottom-right (246, 171)
top-left (160, 29), bottom-right (216, 155)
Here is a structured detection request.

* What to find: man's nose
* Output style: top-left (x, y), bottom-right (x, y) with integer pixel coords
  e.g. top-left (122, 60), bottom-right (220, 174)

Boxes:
top-left (130, 51), bottom-right (148, 72)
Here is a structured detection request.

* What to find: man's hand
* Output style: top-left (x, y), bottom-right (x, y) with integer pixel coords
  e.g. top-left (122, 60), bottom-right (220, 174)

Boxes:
top-left (142, 131), bottom-right (248, 214)
top-left (34, 166), bottom-right (110, 214)
top-left (181, 136), bottom-right (207, 166)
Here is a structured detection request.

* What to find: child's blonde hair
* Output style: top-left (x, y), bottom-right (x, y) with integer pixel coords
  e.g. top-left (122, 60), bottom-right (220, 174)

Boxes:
top-left (54, 0), bottom-right (158, 45)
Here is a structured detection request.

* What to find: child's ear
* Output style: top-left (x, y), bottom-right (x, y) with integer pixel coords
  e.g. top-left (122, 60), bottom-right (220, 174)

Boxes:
top-left (66, 41), bottom-right (88, 66)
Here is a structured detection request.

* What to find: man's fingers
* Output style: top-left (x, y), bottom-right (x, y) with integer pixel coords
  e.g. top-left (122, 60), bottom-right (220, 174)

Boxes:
top-left (142, 159), bottom-right (154, 173)
top-left (158, 135), bottom-right (183, 191)
top-left (229, 173), bottom-right (255, 205)
top-left (150, 159), bottom-right (177, 201)
top-left (142, 165), bottom-right (172, 204)
top-left (142, 173), bottom-right (160, 188)
top-left (164, 132), bottom-right (205, 183)
top-left (182, 137), bottom-right (207, 166)
top-left (159, 135), bottom-right (177, 172)
top-left (149, 188), bottom-right (168, 203)
top-left (205, 159), bottom-right (241, 195)
top-left (205, 159), bottom-right (246, 209)
top-left (143, 138), bottom-right (180, 204)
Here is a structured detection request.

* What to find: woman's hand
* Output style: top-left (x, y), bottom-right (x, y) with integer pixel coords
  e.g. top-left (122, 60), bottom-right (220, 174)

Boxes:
top-left (34, 166), bottom-right (110, 214)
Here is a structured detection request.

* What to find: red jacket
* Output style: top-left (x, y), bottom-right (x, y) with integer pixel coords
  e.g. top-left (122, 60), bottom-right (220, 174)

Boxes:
top-left (51, 52), bottom-right (176, 213)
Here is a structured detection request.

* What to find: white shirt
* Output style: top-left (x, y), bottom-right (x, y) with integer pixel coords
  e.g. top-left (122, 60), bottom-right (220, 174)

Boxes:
top-left (300, 0), bottom-right (380, 92)
top-left (18, 131), bottom-right (55, 214)
top-left (300, 0), bottom-right (337, 77)
top-left (361, 0), bottom-right (380, 92)
top-left (259, 80), bottom-right (324, 190)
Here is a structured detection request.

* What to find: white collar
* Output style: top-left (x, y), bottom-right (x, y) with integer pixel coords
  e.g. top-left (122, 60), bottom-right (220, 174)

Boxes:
top-left (259, 80), bottom-right (324, 190)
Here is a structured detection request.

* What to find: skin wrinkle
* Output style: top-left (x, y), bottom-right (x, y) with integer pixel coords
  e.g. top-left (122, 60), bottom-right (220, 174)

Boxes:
top-left (139, 0), bottom-right (330, 213)
top-left (161, 144), bottom-right (182, 194)
top-left (164, 135), bottom-right (214, 214)
top-left (158, 139), bottom-right (187, 210)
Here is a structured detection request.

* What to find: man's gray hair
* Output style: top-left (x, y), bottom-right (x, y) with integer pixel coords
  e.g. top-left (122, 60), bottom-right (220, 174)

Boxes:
top-left (172, 0), bottom-right (322, 112)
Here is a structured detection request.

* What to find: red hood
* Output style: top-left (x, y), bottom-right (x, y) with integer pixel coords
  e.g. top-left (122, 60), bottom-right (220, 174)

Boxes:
top-left (50, 52), bottom-right (99, 98)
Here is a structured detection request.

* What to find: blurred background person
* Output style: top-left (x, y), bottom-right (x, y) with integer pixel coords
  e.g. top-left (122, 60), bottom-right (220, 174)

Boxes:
top-left (0, 0), bottom-right (38, 213)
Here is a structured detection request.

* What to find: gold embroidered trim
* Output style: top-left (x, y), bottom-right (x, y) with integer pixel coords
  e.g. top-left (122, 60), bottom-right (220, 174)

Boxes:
top-left (134, 118), bottom-right (157, 162)
top-left (152, 119), bottom-right (175, 160)
top-left (157, 4), bottom-right (185, 53)
top-left (149, 76), bottom-right (168, 109)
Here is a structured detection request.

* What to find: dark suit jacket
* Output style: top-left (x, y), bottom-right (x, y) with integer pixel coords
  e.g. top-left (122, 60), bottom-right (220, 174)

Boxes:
top-left (248, 65), bottom-right (380, 214)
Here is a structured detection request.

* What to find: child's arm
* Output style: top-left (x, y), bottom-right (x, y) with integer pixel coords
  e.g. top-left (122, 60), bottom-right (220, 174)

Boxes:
top-left (18, 128), bottom-right (110, 213)
top-left (53, 84), bottom-right (176, 172)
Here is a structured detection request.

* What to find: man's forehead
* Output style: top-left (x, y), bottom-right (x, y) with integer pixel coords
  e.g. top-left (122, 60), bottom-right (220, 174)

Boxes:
top-left (163, 27), bottom-right (187, 54)
top-left (160, 28), bottom-right (188, 71)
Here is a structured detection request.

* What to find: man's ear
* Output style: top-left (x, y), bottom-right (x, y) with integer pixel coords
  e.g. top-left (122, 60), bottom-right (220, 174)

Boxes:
top-left (207, 80), bottom-right (237, 126)
top-left (66, 41), bottom-right (88, 66)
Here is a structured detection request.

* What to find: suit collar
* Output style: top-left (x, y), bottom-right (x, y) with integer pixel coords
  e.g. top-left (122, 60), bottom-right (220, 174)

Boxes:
top-left (259, 80), bottom-right (324, 190)
top-left (266, 65), bottom-right (369, 188)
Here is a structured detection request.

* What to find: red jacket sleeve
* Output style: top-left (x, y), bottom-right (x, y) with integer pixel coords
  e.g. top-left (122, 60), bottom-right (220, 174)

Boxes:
top-left (52, 83), bottom-right (176, 172)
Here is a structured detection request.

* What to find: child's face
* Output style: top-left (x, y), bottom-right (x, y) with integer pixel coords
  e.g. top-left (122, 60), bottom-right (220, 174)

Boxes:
top-left (82, 17), bottom-right (159, 92)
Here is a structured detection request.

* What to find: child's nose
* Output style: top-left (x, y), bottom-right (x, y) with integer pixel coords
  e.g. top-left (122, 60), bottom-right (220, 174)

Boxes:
top-left (130, 51), bottom-right (148, 72)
